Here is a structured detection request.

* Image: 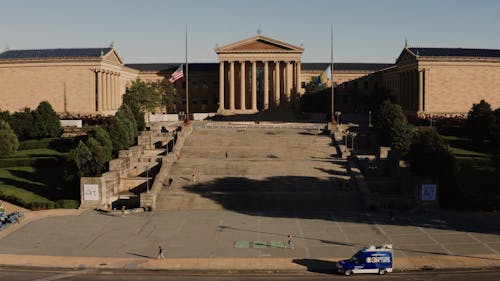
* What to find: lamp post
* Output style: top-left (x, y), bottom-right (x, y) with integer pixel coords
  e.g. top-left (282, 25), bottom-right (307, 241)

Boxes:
top-left (146, 165), bottom-right (150, 193)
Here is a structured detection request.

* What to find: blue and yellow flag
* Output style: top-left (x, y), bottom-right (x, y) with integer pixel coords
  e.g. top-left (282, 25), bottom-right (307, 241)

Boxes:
top-left (317, 65), bottom-right (331, 87)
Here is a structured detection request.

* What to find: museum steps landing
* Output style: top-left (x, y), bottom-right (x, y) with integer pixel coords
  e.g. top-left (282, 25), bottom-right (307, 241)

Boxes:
top-left (155, 126), bottom-right (361, 211)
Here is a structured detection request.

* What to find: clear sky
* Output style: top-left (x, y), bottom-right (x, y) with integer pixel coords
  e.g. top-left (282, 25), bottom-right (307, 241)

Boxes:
top-left (1, 0), bottom-right (500, 64)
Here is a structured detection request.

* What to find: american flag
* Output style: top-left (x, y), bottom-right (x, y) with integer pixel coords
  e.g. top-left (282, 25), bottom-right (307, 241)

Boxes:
top-left (169, 64), bottom-right (184, 83)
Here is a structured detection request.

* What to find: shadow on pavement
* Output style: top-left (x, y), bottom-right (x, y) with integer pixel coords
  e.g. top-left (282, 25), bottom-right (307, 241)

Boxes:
top-left (292, 258), bottom-right (338, 274)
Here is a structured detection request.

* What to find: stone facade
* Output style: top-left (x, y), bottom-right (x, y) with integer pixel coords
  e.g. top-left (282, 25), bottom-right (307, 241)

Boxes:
top-left (2, 38), bottom-right (497, 117)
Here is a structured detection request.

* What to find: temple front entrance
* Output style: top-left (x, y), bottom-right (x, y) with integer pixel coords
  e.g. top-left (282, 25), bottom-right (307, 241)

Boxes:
top-left (216, 35), bottom-right (304, 114)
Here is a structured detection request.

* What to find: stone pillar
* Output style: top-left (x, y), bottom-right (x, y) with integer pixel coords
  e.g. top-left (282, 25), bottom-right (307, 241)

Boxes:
top-left (251, 61), bottom-right (257, 111)
top-left (264, 61), bottom-right (269, 110)
top-left (219, 61), bottom-right (225, 111)
top-left (100, 71), bottom-right (106, 111)
top-left (296, 61), bottom-right (301, 95)
top-left (229, 61), bottom-right (235, 110)
top-left (240, 61), bottom-right (246, 110)
top-left (274, 61), bottom-right (280, 107)
top-left (106, 71), bottom-right (111, 111)
top-left (286, 61), bottom-right (292, 101)
top-left (110, 73), bottom-right (115, 109)
top-left (115, 73), bottom-right (120, 108)
top-left (97, 71), bottom-right (103, 112)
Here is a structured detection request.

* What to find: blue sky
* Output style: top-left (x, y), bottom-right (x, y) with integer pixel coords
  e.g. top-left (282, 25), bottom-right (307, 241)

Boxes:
top-left (1, 0), bottom-right (500, 63)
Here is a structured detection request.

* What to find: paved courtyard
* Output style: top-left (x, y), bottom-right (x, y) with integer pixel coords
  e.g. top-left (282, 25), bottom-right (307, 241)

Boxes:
top-left (0, 210), bottom-right (498, 260)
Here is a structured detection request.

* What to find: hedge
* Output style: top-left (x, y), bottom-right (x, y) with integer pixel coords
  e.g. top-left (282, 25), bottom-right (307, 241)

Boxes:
top-left (0, 157), bottom-right (61, 168)
top-left (19, 137), bottom-right (80, 151)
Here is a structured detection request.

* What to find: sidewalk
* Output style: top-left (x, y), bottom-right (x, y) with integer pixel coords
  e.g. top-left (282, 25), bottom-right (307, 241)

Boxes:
top-left (0, 254), bottom-right (499, 272)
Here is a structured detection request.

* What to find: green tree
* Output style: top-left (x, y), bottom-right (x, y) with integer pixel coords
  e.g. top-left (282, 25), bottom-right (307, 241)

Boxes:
top-left (0, 119), bottom-right (19, 157)
top-left (375, 100), bottom-right (408, 145)
top-left (89, 126), bottom-right (113, 159)
top-left (305, 77), bottom-right (323, 93)
top-left (103, 117), bottom-right (129, 153)
top-left (68, 141), bottom-right (99, 177)
top-left (33, 101), bottom-right (62, 138)
top-left (123, 79), bottom-right (162, 126)
top-left (465, 100), bottom-right (496, 140)
top-left (116, 104), bottom-right (137, 147)
top-left (85, 137), bottom-right (108, 175)
top-left (390, 119), bottom-right (416, 156)
top-left (8, 108), bottom-right (36, 140)
top-left (407, 127), bottom-right (456, 178)
top-left (156, 78), bottom-right (177, 113)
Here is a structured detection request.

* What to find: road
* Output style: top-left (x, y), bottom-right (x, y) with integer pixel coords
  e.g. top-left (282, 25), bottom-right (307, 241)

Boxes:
top-left (1, 267), bottom-right (499, 281)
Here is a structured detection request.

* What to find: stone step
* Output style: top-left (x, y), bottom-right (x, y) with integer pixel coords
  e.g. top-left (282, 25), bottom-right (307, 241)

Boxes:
top-left (155, 191), bottom-right (361, 211)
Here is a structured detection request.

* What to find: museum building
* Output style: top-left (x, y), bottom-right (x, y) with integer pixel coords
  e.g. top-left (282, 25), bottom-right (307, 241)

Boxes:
top-left (1, 35), bottom-right (499, 117)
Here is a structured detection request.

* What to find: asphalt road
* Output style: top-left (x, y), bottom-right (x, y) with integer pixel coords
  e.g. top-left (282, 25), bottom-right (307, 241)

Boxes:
top-left (0, 268), bottom-right (499, 281)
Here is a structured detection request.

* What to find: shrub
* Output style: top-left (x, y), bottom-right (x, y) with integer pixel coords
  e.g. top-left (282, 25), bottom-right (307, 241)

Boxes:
top-left (89, 126), bottom-right (112, 160)
top-left (407, 127), bottom-right (457, 178)
top-left (68, 141), bottom-right (99, 177)
top-left (55, 199), bottom-right (79, 209)
top-left (29, 201), bottom-right (55, 210)
top-left (390, 120), bottom-right (416, 156)
top-left (0, 119), bottom-right (19, 157)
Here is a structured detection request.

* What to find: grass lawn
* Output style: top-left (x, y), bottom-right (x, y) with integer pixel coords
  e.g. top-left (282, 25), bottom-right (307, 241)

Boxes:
top-left (441, 133), bottom-right (499, 210)
top-left (0, 138), bottom-right (80, 209)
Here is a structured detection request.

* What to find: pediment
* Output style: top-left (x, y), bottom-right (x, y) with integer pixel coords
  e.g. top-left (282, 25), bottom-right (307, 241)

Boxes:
top-left (396, 48), bottom-right (417, 63)
top-left (103, 49), bottom-right (124, 65)
top-left (216, 35), bottom-right (304, 54)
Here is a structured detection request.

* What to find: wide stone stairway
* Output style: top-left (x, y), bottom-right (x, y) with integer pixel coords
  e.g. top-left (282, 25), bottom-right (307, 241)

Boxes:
top-left (156, 125), bottom-right (361, 211)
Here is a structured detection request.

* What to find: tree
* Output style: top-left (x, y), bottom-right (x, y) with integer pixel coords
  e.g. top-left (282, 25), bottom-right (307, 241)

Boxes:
top-left (33, 101), bottom-right (62, 138)
top-left (116, 104), bottom-right (137, 147)
top-left (407, 127), bottom-right (456, 178)
top-left (123, 79), bottom-right (162, 127)
top-left (389, 119), bottom-right (416, 156)
top-left (88, 126), bottom-right (112, 167)
top-left (304, 77), bottom-right (323, 93)
top-left (465, 100), bottom-right (496, 140)
top-left (375, 100), bottom-right (408, 145)
top-left (8, 108), bottom-right (36, 140)
top-left (85, 137), bottom-right (109, 175)
top-left (103, 117), bottom-right (129, 153)
top-left (0, 119), bottom-right (19, 157)
top-left (68, 141), bottom-right (100, 177)
top-left (156, 78), bottom-right (177, 113)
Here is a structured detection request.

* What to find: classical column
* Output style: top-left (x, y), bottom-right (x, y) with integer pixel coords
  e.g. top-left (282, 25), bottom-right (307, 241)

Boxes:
top-left (296, 61), bottom-right (301, 95)
top-left (100, 71), bottom-right (106, 111)
top-left (263, 61), bottom-right (269, 110)
top-left (229, 61), bottom-right (235, 110)
top-left (251, 61), bottom-right (257, 111)
top-left (110, 73), bottom-right (115, 109)
top-left (219, 61), bottom-right (225, 111)
top-left (286, 61), bottom-right (292, 101)
top-left (240, 61), bottom-right (246, 110)
top-left (106, 71), bottom-right (112, 111)
top-left (97, 70), bottom-right (103, 112)
top-left (274, 61), bottom-right (280, 106)
top-left (115, 73), bottom-right (120, 108)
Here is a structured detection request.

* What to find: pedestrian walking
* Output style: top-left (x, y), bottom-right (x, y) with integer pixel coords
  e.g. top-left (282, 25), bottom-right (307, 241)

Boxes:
top-left (287, 234), bottom-right (293, 249)
top-left (225, 151), bottom-right (228, 160)
top-left (192, 171), bottom-right (196, 182)
top-left (157, 245), bottom-right (165, 259)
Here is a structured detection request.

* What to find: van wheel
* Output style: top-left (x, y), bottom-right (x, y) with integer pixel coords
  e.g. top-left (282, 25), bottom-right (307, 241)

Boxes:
top-left (344, 269), bottom-right (352, 276)
top-left (378, 268), bottom-right (386, 275)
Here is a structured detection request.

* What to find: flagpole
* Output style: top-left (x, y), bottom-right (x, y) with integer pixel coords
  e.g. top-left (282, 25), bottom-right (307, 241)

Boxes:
top-left (330, 24), bottom-right (335, 124)
top-left (185, 24), bottom-right (190, 124)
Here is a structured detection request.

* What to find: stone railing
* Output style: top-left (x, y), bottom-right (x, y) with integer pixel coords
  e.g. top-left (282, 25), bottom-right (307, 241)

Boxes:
top-left (79, 127), bottom-right (175, 210)
top-left (140, 124), bottom-right (193, 210)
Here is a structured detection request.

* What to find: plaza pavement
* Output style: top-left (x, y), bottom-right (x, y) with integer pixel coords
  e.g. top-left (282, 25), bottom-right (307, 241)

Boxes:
top-left (1, 123), bottom-right (499, 272)
top-left (0, 209), bottom-right (499, 272)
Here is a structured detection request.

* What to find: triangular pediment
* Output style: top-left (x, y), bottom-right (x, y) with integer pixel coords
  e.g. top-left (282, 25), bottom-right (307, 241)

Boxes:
top-left (216, 35), bottom-right (304, 54)
top-left (103, 48), bottom-right (124, 65)
top-left (396, 48), bottom-right (417, 63)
